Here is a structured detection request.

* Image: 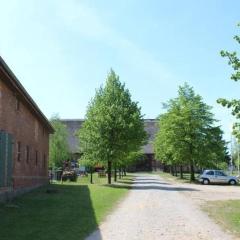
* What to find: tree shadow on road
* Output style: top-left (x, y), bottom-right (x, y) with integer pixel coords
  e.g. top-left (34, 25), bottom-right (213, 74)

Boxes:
top-left (106, 184), bottom-right (199, 192)
top-left (133, 181), bottom-right (171, 185)
top-left (135, 178), bottom-right (163, 181)
top-left (117, 180), bottom-right (133, 184)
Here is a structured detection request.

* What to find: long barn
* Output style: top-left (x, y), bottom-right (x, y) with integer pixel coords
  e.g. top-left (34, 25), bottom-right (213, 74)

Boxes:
top-left (61, 119), bottom-right (159, 171)
top-left (0, 57), bottom-right (54, 195)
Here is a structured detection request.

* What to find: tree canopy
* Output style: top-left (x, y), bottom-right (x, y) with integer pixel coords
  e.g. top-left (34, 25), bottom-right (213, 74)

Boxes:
top-left (78, 69), bottom-right (147, 184)
top-left (49, 115), bottom-right (70, 168)
top-left (154, 83), bottom-right (227, 181)
top-left (217, 23), bottom-right (240, 139)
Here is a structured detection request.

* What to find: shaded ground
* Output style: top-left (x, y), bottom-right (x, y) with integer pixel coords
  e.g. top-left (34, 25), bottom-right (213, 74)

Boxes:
top-left (86, 174), bottom-right (235, 240)
top-left (0, 175), bottom-right (131, 240)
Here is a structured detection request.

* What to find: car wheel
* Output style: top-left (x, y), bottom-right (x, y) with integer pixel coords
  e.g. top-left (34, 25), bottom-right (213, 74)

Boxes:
top-left (229, 180), bottom-right (236, 185)
top-left (203, 179), bottom-right (209, 185)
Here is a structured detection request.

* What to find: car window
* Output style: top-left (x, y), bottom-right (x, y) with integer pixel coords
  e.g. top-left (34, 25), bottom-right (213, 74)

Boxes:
top-left (216, 171), bottom-right (227, 176)
top-left (215, 171), bottom-right (226, 176)
top-left (206, 170), bottom-right (214, 175)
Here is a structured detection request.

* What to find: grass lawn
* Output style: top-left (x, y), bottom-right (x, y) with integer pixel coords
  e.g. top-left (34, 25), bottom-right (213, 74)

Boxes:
top-left (157, 171), bottom-right (199, 183)
top-left (202, 200), bottom-right (240, 237)
top-left (0, 174), bottom-right (133, 240)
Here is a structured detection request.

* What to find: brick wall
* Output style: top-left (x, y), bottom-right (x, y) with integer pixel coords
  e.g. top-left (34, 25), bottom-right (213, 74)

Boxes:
top-left (0, 71), bottom-right (50, 189)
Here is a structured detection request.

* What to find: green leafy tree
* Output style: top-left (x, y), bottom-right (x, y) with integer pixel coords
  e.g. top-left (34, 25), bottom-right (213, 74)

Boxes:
top-left (154, 83), bottom-right (227, 181)
top-left (154, 113), bottom-right (176, 173)
top-left (49, 115), bottom-right (70, 168)
top-left (79, 156), bottom-right (98, 184)
top-left (78, 69), bottom-right (147, 184)
top-left (118, 151), bottom-right (144, 178)
top-left (231, 136), bottom-right (240, 168)
top-left (217, 23), bottom-right (240, 139)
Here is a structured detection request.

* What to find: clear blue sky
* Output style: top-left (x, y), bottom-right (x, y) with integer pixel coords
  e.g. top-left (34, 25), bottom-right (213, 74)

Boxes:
top-left (0, 0), bottom-right (239, 142)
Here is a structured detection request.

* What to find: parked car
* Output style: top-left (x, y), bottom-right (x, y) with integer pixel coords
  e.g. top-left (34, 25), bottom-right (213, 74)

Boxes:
top-left (198, 170), bottom-right (239, 185)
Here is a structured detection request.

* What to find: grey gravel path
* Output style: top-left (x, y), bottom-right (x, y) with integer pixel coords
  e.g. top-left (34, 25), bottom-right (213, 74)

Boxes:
top-left (85, 174), bottom-right (235, 240)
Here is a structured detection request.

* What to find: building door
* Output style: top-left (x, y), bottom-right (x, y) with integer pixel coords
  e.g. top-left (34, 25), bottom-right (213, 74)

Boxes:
top-left (0, 131), bottom-right (13, 188)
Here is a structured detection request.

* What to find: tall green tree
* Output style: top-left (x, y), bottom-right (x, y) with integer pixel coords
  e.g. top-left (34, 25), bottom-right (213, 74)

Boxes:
top-left (79, 156), bottom-right (97, 184)
top-left (118, 150), bottom-right (144, 179)
top-left (154, 83), bottom-right (227, 181)
top-left (217, 23), bottom-right (240, 139)
top-left (78, 69), bottom-right (146, 184)
top-left (49, 115), bottom-right (70, 168)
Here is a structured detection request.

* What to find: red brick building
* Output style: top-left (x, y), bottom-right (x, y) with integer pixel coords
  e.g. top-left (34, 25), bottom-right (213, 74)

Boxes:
top-left (0, 56), bottom-right (54, 192)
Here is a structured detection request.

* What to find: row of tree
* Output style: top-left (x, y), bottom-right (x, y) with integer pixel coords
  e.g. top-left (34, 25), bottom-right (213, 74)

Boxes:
top-left (49, 23), bottom-right (239, 183)
top-left (153, 23), bottom-right (240, 180)
top-left (48, 77), bottom-right (230, 184)
top-left (154, 83), bottom-right (228, 181)
top-left (49, 81), bottom-right (229, 184)
top-left (48, 71), bottom-right (148, 183)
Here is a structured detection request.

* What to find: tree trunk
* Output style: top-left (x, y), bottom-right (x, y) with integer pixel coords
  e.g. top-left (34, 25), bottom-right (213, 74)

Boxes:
top-left (180, 165), bottom-right (183, 179)
top-left (162, 164), bottom-right (166, 172)
top-left (190, 164), bottom-right (195, 181)
top-left (175, 165), bottom-right (178, 177)
top-left (124, 168), bottom-right (126, 176)
top-left (189, 143), bottom-right (195, 181)
top-left (90, 167), bottom-right (93, 184)
top-left (114, 165), bottom-right (117, 182)
top-left (170, 165), bottom-right (174, 176)
top-left (119, 169), bottom-right (121, 179)
top-left (107, 160), bottom-right (112, 184)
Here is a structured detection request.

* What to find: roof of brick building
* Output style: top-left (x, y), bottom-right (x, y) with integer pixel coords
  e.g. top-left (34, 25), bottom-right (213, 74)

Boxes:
top-left (61, 119), bottom-right (158, 155)
top-left (143, 119), bottom-right (158, 154)
top-left (0, 56), bottom-right (54, 133)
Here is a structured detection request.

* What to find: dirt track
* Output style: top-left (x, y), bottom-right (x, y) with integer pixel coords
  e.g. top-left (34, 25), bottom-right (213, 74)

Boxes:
top-left (86, 174), bottom-right (238, 240)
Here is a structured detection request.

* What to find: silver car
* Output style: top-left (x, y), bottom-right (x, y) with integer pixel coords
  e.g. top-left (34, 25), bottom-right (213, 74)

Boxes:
top-left (198, 170), bottom-right (239, 185)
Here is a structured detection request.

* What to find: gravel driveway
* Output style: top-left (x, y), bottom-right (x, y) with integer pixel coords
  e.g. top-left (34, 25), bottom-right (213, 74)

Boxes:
top-left (85, 174), bottom-right (236, 240)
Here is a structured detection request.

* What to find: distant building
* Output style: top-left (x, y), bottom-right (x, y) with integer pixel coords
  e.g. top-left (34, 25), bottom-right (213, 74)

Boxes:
top-left (135, 119), bottom-right (159, 171)
top-left (0, 56), bottom-right (54, 193)
top-left (61, 119), bottom-right (84, 161)
top-left (61, 119), bottom-right (159, 171)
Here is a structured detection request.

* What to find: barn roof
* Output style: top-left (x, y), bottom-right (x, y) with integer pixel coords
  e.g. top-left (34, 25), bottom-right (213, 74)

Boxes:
top-left (61, 119), bottom-right (158, 155)
top-left (143, 119), bottom-right (158, 154)
top-left (61, 119), bottom-right (84, 153)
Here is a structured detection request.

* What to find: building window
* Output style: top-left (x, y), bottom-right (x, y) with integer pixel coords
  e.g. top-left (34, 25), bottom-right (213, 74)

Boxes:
top-left (26, 146), bottom-right (30, 163)
top-left (35, 150), bottom-right (38, 166)
top-left (17, 142), bottom-right (21, 161)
